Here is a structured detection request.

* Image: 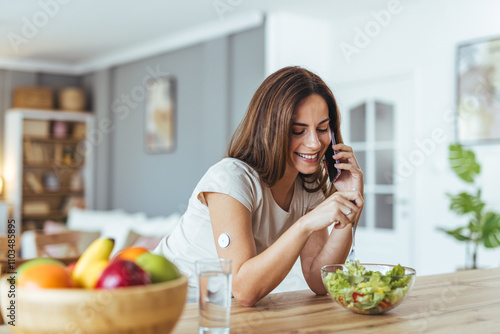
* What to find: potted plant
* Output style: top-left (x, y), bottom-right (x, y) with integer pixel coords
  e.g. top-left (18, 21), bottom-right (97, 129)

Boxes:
top-left (438, 144), bottom-right (500, 269)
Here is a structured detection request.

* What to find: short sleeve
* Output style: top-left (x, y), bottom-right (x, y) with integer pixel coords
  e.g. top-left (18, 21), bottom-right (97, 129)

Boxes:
top-left (195, 158), bottom-right (262, 213)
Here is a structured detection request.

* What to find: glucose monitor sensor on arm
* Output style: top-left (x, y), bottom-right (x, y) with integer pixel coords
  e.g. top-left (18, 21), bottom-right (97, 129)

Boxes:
top-left (218, 233), bottom-right (231, 248)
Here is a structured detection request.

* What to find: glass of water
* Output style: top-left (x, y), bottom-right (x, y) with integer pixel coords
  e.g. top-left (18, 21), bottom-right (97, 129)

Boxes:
top-left (196, 258), bottom-right (232, 334)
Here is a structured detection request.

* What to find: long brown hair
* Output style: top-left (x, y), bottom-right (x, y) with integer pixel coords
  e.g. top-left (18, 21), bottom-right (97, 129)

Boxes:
top-left (227, 66), bottom-right (342, 196)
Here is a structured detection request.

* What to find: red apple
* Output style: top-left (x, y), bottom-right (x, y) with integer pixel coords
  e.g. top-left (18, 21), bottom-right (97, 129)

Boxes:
top-left (66, 261), bottom-right (77, 276)
top-left (95, 260), bottom-right (151, 289)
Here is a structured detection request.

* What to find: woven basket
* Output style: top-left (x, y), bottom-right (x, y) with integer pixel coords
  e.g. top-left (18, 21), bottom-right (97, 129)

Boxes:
top-left (12, 87), bottom-right (53, 109)
top-left (59, 87), bottom-right (86, 111)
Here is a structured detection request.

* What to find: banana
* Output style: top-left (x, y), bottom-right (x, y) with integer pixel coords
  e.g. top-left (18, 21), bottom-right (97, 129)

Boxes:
top-left (80, 259), bottom-right (109, 289)
top-left (72, 237), bottom-right (114, 287)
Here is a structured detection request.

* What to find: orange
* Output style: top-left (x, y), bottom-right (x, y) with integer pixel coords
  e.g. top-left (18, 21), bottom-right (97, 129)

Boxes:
top-left (113, 246), bottom-right (149, 262)
top-left (16, 257), bottom-right (65, 279)
top-left (18, 264), bottom-right (74, 289)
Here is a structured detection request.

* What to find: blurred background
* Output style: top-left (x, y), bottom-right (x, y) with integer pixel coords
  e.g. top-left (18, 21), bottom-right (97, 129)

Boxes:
top-left (0, 0), bottom-right (499, 276)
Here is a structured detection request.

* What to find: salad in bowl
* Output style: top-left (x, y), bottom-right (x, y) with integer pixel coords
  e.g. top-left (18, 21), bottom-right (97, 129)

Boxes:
top-left (321, 261), bottom-right (416, 315)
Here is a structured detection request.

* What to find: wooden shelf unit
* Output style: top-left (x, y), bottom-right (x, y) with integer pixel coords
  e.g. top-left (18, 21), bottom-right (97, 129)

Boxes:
top-left (4, 109), bottom-right (95, 232)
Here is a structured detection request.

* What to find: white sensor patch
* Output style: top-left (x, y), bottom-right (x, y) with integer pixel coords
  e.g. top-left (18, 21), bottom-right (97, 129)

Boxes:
top-left (218, 233), bottom-right (231, 248)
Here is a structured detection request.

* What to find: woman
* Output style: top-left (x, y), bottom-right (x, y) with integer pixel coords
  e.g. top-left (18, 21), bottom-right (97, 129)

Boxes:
top-left (154, 66), bottom-right (364, 306)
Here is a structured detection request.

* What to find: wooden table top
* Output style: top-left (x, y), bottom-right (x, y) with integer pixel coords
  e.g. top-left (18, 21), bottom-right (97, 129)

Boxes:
top-left (171, 267), bottom-right (500, 334)
top-left (0, 267), bottom-right (498, 333)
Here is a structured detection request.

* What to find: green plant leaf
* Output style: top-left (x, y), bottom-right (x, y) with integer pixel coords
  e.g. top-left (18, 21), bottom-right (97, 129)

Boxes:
top-left (447, 192), bottom-right (485, 216)
top-left (467, 220), bottom-right (482, 235)
top-left (437, 226), bottom-right (471, 242)
top-left (482, 212), bottom-right (500, 248)
top-left (448, 144), bottom-right (481, 183)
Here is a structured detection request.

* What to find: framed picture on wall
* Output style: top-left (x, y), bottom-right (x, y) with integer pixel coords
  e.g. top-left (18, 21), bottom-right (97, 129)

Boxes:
top-left (456, 35), bottom-right (500, 143)
top-left (145, 76), bottom-right (176, 153)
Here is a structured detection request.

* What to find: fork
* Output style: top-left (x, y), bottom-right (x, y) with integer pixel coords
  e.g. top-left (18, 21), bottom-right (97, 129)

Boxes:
top-left (346, 222), bottom-right (358, 262)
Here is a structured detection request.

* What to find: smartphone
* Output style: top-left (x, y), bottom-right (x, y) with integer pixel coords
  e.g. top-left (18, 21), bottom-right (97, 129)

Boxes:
top-left (325, 130), bottom-right (341, 182)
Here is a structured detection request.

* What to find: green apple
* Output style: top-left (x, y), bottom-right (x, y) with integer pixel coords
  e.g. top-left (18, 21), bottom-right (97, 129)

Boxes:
top-left (17, 257), bottom-right (65, 279)
top-left (135, 253), bottom-right (180, 283)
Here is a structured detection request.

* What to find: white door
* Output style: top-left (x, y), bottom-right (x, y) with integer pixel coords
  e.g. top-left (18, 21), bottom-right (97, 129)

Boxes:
top-left (335, 74), bottom-right (415, 266)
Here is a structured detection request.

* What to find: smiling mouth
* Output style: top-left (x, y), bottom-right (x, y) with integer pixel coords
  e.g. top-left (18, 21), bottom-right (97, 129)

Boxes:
top-left (296, 152), bottom-right (319, 160)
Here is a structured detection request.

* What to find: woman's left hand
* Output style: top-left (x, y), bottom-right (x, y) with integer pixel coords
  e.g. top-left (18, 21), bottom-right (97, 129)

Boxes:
top-left (331, 143), bottom-right (364, 194)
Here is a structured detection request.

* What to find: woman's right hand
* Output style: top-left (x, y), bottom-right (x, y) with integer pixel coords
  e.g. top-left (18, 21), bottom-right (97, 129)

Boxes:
top-left (301, 190), bottom-right (364, 233)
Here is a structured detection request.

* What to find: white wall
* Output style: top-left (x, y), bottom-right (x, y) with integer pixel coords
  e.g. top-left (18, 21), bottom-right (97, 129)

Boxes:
top-left (266, 1), bottom-right (500, 275)
top-left (331, 0), bottom-right (500, 275)
top-left (265, 13), bottom-right (334, 80)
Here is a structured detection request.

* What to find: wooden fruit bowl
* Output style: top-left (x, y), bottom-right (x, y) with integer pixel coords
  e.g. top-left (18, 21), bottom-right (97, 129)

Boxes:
top-left (0, 274), bottom-right (187, 334)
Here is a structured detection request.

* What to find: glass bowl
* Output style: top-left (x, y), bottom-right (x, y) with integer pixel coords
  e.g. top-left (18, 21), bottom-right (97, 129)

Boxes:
top-left (321, 263), bottom-right (416, 315)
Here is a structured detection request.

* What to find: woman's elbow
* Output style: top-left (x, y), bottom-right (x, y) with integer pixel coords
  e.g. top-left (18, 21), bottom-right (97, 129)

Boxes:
top-left (307, 282), bottom-right (328, 296)
top-left (233, 290), bottom-right (258, 307)
top-left (314, 290), bottom-right (328, 296)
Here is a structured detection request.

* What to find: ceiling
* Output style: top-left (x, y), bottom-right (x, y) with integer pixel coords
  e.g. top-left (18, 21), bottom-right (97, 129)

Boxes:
top-left (0, 0), bottom-right (387, 73)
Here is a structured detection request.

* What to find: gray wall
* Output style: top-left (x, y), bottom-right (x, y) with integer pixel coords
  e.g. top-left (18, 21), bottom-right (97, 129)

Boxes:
top-left (84, 70), bottom-right (112, 210)
top-left (107, 26), bottom-right (265, 216)
top-left (228, 28), bottom-right (266, 136)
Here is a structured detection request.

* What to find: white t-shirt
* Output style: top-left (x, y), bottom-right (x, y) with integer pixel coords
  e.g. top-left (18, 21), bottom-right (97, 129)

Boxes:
top-left (153, 158), bottom-right (325, 301)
